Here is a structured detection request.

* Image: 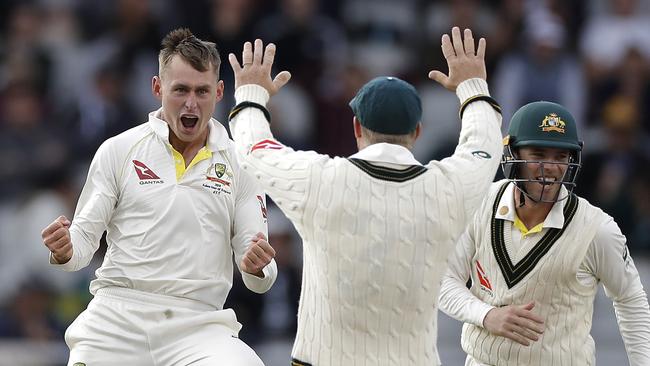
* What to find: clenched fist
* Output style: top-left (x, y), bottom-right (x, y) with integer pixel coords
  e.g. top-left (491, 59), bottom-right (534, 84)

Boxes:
top-left (241, 232), bottom-right (276, 278)
top-left (41, 215), bottom-right (73, 264)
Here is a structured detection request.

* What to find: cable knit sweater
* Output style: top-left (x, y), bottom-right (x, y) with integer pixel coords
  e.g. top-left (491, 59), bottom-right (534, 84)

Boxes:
top-left (230, 79), bottom-right (502, 365)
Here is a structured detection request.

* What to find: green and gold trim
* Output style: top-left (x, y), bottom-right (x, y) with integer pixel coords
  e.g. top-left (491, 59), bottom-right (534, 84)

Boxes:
top-left (348, 158), bottom-right (427, 182)
top-left (491, 182), bottom-right (579, 289)
top-left (291, 358), bottom-right (313, 366)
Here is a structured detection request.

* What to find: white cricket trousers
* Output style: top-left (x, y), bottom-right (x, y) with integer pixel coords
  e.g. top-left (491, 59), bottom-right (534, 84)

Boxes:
top-left (64, 286), bottom-right (265, 366)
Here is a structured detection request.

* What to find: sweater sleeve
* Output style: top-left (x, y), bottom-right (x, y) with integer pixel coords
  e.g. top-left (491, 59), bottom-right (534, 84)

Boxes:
top-left (584, 216), bottom-right (650, 365)
top-left (50, 140), bottom-right (119, 271)
top-left (229, 84), bottom-right (330, 226)
top-left (433, 78), bottom-right (503, 222)
top-left (438, 211), bottom-right (495, 327)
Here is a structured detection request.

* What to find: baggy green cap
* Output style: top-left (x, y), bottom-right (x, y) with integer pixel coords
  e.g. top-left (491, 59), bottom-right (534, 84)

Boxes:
top-left (349, 76), bottom-right (422, 135)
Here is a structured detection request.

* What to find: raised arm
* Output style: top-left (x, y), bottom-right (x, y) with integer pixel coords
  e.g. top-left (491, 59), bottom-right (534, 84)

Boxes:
top-left (428, 27), bottom-right (503, 222)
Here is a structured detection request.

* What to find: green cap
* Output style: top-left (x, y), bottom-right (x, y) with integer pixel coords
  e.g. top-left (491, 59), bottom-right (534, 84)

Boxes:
top-left (349, 76), bottom-right (422, 135)
top-left (507, 101), bottom-right (581, 151)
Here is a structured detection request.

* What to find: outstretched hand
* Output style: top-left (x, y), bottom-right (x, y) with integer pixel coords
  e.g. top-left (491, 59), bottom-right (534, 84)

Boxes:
top-left (229, 39), bottom-right (292, 96)
top-left (429, 27), bottom-right (487, 91)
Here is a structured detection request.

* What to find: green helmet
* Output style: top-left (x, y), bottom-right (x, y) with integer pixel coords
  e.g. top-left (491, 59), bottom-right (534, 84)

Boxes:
top-left (501, 101), bottom-right (583, 202)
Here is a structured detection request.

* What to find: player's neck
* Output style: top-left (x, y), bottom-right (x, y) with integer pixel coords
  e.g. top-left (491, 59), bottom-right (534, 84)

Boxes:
top-left (169, 131), bottom-right (208, 167)
top-left (513, 189), bottom-right (554, 230)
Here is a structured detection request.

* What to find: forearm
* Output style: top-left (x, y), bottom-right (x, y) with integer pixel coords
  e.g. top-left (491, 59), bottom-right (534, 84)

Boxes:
top-left (440, 78), bottom-right (503, 219)
top-left (439, 274), bottom-right (494, 327)
top-left (613, 290), bottom-right (650, 365)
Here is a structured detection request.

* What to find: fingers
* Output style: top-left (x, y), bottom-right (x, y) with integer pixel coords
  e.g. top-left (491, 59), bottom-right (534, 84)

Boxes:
top-left (263, 43), bottom-right (277, 68)
top-left (273, 71), bottom-right (292, 90)
top-left (451, 26), bottom-right (464, 56)
top-left (253, 39), bottom-right (263, 66)
top-left (477, 37), bottom-right (486, 59)
top-left (41, 216), bottom-right (70, 237)
top-left (428, 70), bottom-right (448, 85)
top-left (242, 41), bottom-right (253, 65)
top-left (250, 238), bottom-right (276, 258)
top-left (42, 226), bottom-right (69, 248)
top-left (463, 28), bottom-right (475, 55)
top-left (228, 53), bottom-right (242, 73)
top-left (440, 33), bottom-right (455, 59)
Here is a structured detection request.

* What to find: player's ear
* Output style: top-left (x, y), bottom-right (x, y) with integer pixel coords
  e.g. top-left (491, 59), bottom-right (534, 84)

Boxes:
top-left (152, 76), bottom-right (162, 100)
top-left (353, 116), bottom-right (363, 139)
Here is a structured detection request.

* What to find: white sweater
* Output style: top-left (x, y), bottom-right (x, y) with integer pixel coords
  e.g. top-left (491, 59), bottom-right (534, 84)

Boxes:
top-left (231, 79), bottom-right (502, 365)
top-left (439, 181), bottom-right (650, 365)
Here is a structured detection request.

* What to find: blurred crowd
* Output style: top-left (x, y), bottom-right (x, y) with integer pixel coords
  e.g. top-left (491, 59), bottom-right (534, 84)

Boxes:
top-left (0, 0), bottom-right (649, 363)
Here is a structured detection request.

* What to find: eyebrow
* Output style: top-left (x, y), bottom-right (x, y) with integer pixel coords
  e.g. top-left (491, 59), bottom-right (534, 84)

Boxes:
top-left (171, 82), bottom-right (212, 89)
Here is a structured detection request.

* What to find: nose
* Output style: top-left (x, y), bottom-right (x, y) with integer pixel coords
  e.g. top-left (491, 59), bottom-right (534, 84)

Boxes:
top-left (184, 93), bottom-right (198, 110)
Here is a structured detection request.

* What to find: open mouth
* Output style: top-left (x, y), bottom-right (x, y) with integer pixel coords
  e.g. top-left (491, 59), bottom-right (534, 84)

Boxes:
top-left (536, 176), bottom-right (557, 186)
top-left (180, 115), bottom-right (199, 129)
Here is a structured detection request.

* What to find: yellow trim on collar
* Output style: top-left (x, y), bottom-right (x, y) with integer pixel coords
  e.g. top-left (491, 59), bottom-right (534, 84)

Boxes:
top-left (514, 215), bottom-right (544, 237)
top-left (170, 145), bottom-right (212, 182)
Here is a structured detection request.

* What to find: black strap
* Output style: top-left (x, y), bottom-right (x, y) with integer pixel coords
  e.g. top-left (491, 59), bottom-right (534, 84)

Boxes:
top-left (459, 94), bottom-right (502, 119)
top-left (228, 101), bottom-right (271, 123)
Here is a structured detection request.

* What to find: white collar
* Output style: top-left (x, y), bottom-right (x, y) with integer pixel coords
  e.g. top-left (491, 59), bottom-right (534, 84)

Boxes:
top-left (349, 143), bottom-right (421, 167)
top-left (494, 181), bottom-right (567, 229)
top-left (148, 108), bottom-right (231, 152)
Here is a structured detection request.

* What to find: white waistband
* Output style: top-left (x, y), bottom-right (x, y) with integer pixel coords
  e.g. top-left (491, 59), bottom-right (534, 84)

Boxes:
top-left (95, 286), bottom-right (216, 312)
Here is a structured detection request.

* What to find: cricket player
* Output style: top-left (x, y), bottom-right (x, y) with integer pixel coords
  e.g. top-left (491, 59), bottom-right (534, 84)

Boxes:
top-left (40, 28), bottom-right (277, 365)
top-left (438, 101), bottom-right (650, 365)
top-left (227, 27), bottom-right (503, 365)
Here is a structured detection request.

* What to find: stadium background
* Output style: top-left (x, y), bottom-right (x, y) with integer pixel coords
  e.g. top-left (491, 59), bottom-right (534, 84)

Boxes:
top-left (0, 0), bottom-right (649, 364)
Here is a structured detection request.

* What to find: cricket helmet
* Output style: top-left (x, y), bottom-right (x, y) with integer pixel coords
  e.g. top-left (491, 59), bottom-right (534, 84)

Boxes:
top-left (501, 101), bottom-right (583, 202)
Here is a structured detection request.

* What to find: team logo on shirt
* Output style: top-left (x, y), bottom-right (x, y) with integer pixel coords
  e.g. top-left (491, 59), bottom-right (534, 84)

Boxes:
top-left (215, 163), bottom-right (226, 178)
top-left (250, 139), bottom-right (284, 153)
top-left (476, 260), bottom-right (493, 296)
top-left (257, 195), bottom-right (267, 219)
top-left (203, 162), bottom-right (232, 195)
top-left (133, 160), bottom-right (164, 185)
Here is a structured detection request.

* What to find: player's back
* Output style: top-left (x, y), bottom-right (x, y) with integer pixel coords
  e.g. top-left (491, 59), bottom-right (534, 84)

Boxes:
top-left (291, 156), bottom-right (469, 365)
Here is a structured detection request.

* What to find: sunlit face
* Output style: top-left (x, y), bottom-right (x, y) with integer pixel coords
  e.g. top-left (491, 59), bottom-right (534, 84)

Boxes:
top-left (516, 146), bottom-right (571, 202)
top-left (152, 55), bottom-right (224, 148)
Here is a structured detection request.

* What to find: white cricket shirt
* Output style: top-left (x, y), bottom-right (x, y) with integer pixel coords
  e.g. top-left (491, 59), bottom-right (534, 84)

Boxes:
top-left (51, 109), bottom-right (277, 309)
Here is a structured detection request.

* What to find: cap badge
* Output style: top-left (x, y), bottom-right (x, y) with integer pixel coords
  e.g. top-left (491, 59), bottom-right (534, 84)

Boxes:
top-left (539, 113), bottom-right (566, 133)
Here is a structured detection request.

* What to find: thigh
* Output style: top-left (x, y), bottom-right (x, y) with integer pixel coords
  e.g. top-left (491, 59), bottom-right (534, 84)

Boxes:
top-left (65, 297), bottom-right (152, 366)
top-left (152, 310), bottom-right (263, 366)
top-left (188, 335), bottom-right (265, 366)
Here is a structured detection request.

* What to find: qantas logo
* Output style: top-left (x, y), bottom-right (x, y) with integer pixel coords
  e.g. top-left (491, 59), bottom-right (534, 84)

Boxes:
top-left (476, 260), bottom-right (493, 295)
top-left (133, 160), bottom-right (164, 184)
top-left (251, 139), bottom-right (284, 153)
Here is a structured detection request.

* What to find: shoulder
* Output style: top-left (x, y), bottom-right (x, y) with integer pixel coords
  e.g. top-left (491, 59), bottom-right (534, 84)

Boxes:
top-left (102, 122), bottom-right (153, 151)
top-left (575, 195), bottom-right (623, 242)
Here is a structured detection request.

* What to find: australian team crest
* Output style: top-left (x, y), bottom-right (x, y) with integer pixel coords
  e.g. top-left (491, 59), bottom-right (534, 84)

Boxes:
top-left (214, 163), bottom-right (226, 178)
top-left (539, 113), bottom-right (566, 133)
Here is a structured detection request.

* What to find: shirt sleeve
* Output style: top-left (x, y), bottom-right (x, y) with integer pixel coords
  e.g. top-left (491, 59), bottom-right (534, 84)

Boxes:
top-left (433, 78), bottom-right (503, 222)
top-left (229, 84), bottom-right (330, 226)
top-left (50, 140), bottom-right (120, 271)
top-left (230, 160), bottom-right (277, 294)
top-left (583, 215), bottom-right (650, 365)
top-left (438, 211), bottom-right (495, 327)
